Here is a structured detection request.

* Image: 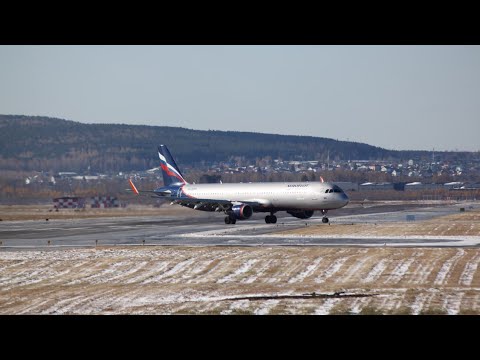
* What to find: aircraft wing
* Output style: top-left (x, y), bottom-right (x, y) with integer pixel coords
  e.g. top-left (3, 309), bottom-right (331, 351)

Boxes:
top-left (171, 198), bottom-right (262, 210)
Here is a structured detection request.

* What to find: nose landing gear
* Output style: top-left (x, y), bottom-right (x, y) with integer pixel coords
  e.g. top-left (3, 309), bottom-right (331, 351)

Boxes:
top-left (321, 209), bottom-right (329, 224)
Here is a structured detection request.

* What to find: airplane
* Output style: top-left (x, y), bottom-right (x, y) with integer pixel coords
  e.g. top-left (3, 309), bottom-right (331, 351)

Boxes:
top-left (128, 145), bottom-right (349, 225)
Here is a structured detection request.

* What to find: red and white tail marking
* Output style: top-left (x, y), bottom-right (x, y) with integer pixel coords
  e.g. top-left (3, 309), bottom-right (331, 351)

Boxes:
top-left (320, 176), bottom-right (324, 183)
top-left (128, 179), bottom-right (139, 195)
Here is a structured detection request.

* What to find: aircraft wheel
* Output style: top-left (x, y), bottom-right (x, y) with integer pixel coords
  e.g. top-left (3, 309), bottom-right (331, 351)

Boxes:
top-left (225, 216), bottom-right (231, 224)
top-left (322, 217), bottom-right (329, 224)
top-left (270, 215), bottom-right (277, 224)
top-left (265, 215), bottom-right (271, 224)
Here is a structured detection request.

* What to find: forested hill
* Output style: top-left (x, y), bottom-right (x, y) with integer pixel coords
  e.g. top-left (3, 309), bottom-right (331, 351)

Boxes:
top-left (0, 115), bottom-right (439, 173)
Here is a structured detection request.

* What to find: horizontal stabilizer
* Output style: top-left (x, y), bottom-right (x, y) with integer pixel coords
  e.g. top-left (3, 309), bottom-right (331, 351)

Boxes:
top-left (128, 179), bottom-right (139, 195)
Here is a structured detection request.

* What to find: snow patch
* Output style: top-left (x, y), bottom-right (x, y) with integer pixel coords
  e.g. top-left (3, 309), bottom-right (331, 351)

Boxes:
top-left (340, 256), bottom-right (373, 283)
top-left (288, 257), bottom-right (323, 284)
top-left (101, 261), bottom-right (148, 283)
top-left (221, 300), bottom-right (251, 314)
top-left (17, 298), bottom-right (52, 315)
top-left (315, 257), bottom-right (349, 284)
top-left (144, 258), bottom-right (196, 284)
top-left (459, 254), bottom-right (480, 286)
top-left (410, 294), bottom-right (426, 315)
top-left (443, 293), bottom-right (464, 315)
top-left (362, 259), bottom-right (389, 283)
top-left (242, 259), bottom-right (275, 284)
top-left (125, 261), bottom-right (170, 284)
top-left (217, 259), bottom-right (258, 284)
top-left (434, 249), bottom-right (465, 285)
top-left (69, 261), bottom-right (129, 285)
top-left (254, 300), bottom-right (280, 315)
top-left (385, 258), bottom-right (415, 284)
top-left (410, 291), bottom-right (436, 315)
top-left (350, 297), bottom-right (371, 314)
top-left (314, 298), bottom-right (341, 315)
top-left (183, 260), bottom-right (215, 283)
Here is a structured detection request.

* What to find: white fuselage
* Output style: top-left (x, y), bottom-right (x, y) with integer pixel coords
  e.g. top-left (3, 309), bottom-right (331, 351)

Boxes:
top-left (181, 181), bottom-right (349, 211)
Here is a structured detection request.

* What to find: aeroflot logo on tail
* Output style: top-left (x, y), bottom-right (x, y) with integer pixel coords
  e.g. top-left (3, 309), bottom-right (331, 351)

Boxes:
top-left (158, 152), bottom-right (186, 183)
top-left (287, 184), bottom-right (309, 187)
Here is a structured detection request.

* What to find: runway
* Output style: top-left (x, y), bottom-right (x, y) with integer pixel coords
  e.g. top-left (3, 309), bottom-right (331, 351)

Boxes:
top-left (1, 201), bottom-right (479, 249)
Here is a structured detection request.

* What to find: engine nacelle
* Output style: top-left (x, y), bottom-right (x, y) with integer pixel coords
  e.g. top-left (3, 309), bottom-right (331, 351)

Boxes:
top-left (287, 210), bottom-right (314, 219)
top-left (232, 204), bottom-right (253, 220)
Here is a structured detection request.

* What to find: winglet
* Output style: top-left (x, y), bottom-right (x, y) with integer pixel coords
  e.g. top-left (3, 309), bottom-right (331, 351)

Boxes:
top-left (320, 176), bottom-right (324, 183)
top-left (128, 178), bottom-right (139, 195)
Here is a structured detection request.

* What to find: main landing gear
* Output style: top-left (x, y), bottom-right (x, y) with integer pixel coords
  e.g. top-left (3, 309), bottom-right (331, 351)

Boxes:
top-left (321, 209), bottom-right (329, 224)
top-left (225, 215), bottom-right (236, 225)
top-left (265, 214), bottom-right (277, 224)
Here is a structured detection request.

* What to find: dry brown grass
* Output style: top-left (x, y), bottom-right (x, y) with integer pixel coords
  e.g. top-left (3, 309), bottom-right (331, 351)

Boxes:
top-left (274, 209), bottom-right (480, 237)
top-left (0, 204), bottom-right (202, 221)
top-left (2, 246), bottom-right (480, 314)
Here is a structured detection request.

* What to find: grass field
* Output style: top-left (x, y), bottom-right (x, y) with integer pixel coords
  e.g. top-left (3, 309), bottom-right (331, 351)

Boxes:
top-left (1, 246), bottom-right (480, 314)
top-left (273, 209), bottom-right (480, 237)
top-left (0, 204), bottom-right (199, 221)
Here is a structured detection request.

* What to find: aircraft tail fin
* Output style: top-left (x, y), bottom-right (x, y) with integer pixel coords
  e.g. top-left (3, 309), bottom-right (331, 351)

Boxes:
top-left (158, 145), bottom-right (187, 186)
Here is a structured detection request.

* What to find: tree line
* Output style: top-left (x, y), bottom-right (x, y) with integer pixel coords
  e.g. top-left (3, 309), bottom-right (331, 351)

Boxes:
top-left (1, 115), bottom-right (476, 173)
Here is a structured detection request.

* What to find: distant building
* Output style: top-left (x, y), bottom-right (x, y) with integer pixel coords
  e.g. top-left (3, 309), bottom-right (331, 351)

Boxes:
top-left (444, 182), bottom-right (464, 189)
top-left (57, 172), bottom-right (77, 179)
top-left (72, 175), bottom-right (100, 181)
top-left (359, 182), bottom-right (393, 190)
top-left (405, 182), bottom-right (443, 191)
top-left (334, 182), bottom-right (359, 192)
top-left (460, 183), bottom-right (480, 189)
top-left (405, 181), bottom-right (424, 191)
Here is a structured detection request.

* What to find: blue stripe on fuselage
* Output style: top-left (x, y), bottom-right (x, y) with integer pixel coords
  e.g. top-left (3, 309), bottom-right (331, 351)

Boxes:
top-left (154, 184), bottom-right (199, 200)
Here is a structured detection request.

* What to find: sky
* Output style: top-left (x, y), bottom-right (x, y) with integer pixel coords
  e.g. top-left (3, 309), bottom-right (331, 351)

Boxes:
top-left (0, 45), bottom-right (479, 152)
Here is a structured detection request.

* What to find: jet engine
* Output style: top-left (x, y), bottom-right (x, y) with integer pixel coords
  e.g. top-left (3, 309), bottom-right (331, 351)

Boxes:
top-left (287, 210), bottom-right (314, 219)
top-left (231, 204), bottom-right (253, 220)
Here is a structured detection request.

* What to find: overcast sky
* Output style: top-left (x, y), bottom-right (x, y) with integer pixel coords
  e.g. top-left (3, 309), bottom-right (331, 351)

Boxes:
top-left (1, 45), bottom-right (479, 151)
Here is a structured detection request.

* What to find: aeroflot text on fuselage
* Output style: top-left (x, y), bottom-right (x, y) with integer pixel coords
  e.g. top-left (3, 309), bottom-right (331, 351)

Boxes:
top-left (128, 145), bottom-right (349, 225)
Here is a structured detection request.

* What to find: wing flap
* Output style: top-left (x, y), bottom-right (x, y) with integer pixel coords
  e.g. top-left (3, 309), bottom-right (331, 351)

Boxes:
top-left (173, 198), bottom-right (261, 208)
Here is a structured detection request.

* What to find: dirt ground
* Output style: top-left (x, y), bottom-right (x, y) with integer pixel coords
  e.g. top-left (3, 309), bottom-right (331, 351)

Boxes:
top-left (1, 246), bottom-right (480, 314)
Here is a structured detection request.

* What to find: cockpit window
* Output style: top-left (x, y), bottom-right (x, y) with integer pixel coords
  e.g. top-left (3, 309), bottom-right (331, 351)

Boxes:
top-left (325, 186), bottom-right (344, 193)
